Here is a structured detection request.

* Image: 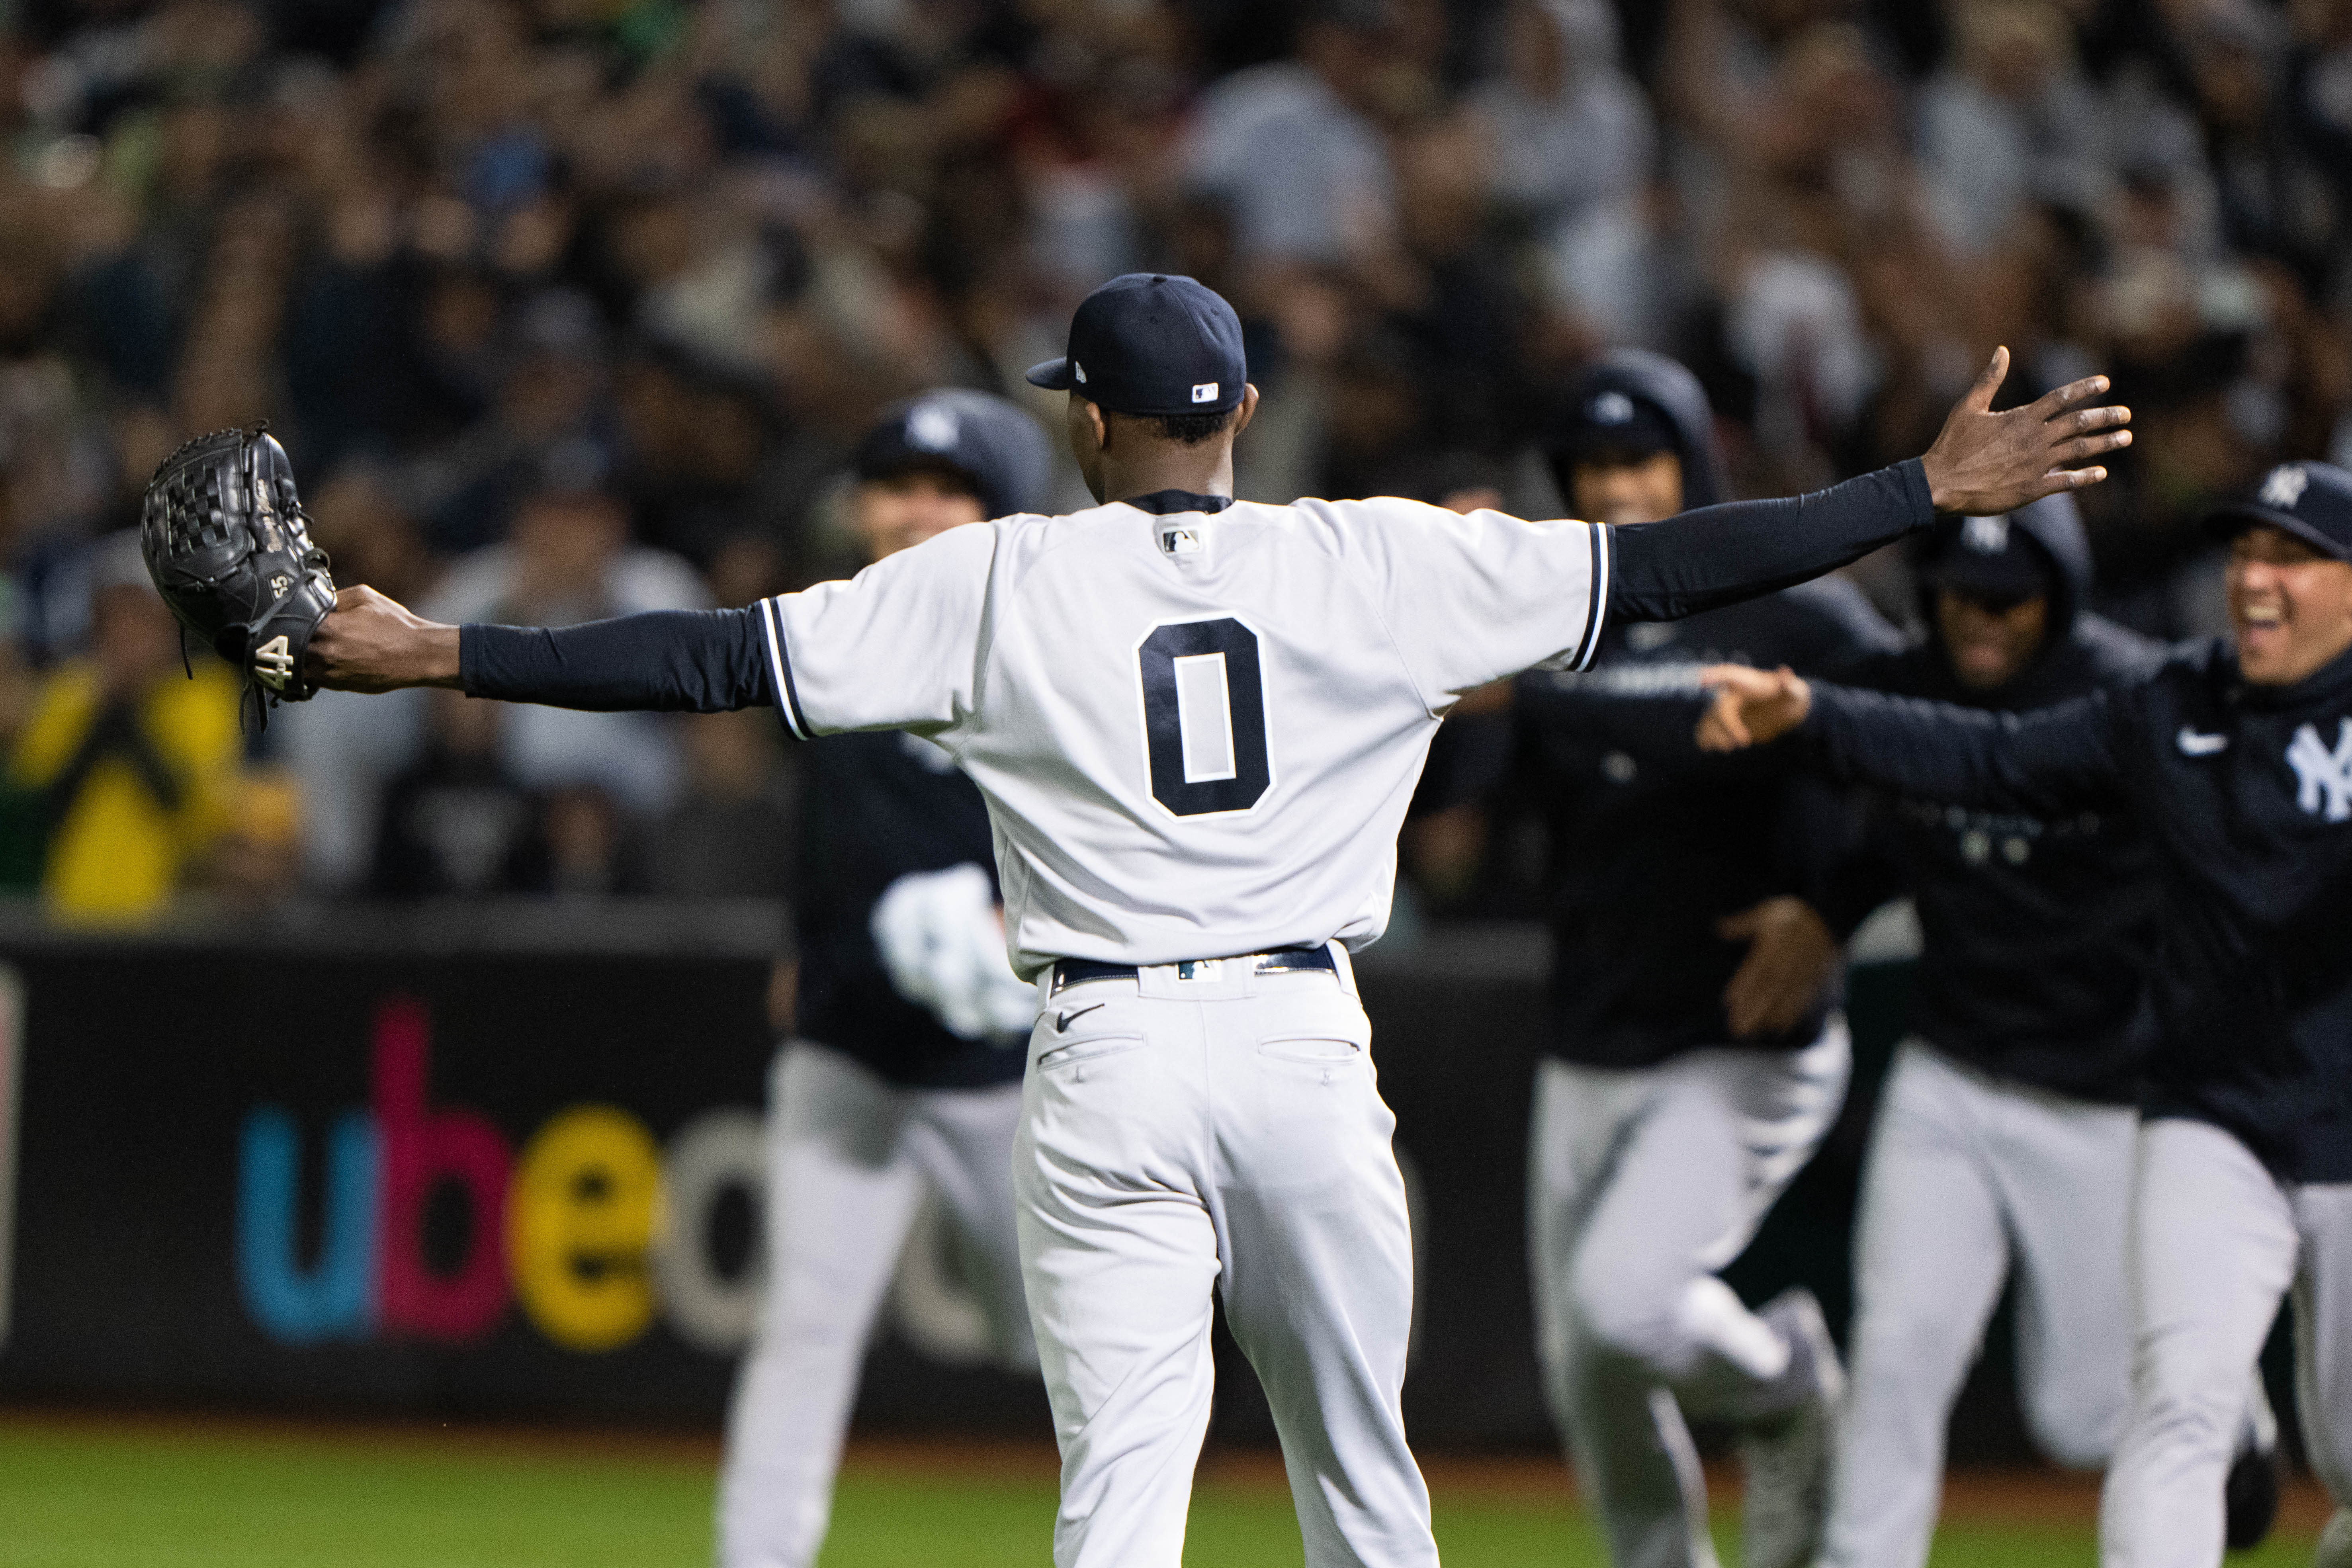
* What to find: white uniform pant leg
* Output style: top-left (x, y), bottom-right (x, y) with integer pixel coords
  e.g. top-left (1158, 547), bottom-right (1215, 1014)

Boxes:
top-left (1822, 1045), bottom-right (2014, 1568)
top-left (1530, 1059), bottom-right (1717, 1568)
top-left (1992, 1074), bottom-right (2138, 1468)
top-left (1016, 985), bottom-right (1223, 1568)
top-left (1016, 969), bottom-right (1434, 1568)
top-left (2100, 1118), bottom-right (2299, 1568)
top-left (1533, 1024), bottom-right (1850, 1568)
top-left (2291, 1182), bottom-right (2352, 1511)
top-left (718, 1044), bottom-right (927, 1568)
top-left (904, 1076), bottom-right (1038, 1370)
top-left (1209, 986), bottom-right (1431, 1568)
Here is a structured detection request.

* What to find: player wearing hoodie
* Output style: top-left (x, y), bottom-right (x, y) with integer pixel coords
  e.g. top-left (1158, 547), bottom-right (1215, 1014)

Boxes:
top-left (1510, 352), bottom-right (1899, 1568)
top-left (1810, 499), bottom-right (2273, 1567)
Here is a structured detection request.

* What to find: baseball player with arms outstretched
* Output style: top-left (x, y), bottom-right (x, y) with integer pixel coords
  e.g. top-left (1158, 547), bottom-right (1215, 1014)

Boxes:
top-left (301, 274), bottom-right (2127, 1568)
top-left (718, 390), bottom-right (1052, 1568)
top-left (1695, 462), bottom-right (2352, 1568)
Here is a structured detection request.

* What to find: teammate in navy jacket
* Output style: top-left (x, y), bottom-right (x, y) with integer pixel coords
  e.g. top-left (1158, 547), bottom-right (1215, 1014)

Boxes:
top-left (717, 390), bottom-right (1052, 1568)
top-left (1511, 352), bottom-right (1898, 1568)
top-left (1698, 462), bottom-right (2352, 1568)
top-left (1807, 497), bottom-right (2274, 1566)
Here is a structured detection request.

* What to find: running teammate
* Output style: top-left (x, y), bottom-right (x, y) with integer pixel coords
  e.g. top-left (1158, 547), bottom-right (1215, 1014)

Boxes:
top-left (1695, 461), bottom-right (2352, 1568)
top-left (718, 390), bottom-right (1051, 1568)
top-left (306, 274), bottom-right (2130, 1568)
top-left (1512, 352), bottom-right (1898, 1568)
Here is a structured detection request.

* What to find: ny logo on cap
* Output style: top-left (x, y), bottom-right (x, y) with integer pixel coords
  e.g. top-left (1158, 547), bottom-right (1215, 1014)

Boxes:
top-left (1963, 514), bottom-right (2010, 554)
top-left (1073, 362), bottom-right (1087, 384)
top-left (2287, 718), bottom-right (2352, 822)
top-left (2261, 464), bottom-right (2310, 510)
top-left (1590, 390), bottom-right (1635, 424)
top-left (906, 402), bottom-right (959, 452)
top-left (1192, 382), bottom-right (1218, 404)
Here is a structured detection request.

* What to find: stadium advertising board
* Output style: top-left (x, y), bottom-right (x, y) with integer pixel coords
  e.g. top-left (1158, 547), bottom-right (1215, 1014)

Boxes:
top-left (0, 914), bottom-right (1946, 1451)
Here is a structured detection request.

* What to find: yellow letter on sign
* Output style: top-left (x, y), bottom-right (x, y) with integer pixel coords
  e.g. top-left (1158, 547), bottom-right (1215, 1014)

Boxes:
top-left (508, 1106), bottom-right (663, 1351)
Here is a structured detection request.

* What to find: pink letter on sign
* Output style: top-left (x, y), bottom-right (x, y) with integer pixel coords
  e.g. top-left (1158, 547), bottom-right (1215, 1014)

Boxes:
top-left (372, 997), bottom-right (512, 1340)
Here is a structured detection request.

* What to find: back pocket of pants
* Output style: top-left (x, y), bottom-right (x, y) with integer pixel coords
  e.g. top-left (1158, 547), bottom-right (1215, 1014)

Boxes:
top-left (1257, 1036), bottom-right (1365, 1065)
top-left (1036, 1035), bottom-right (1146, 1073)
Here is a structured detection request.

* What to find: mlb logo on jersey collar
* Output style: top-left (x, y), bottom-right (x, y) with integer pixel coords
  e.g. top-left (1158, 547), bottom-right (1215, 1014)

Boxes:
top-left (1160, 526), bottom-right (1202, 556)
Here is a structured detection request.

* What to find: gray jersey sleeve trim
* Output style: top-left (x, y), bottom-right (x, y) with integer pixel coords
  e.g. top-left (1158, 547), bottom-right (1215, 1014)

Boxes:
top-left (760, 596), bottom-right (810, 740)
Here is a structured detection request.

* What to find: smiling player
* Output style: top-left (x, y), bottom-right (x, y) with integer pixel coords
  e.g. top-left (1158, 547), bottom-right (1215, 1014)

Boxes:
top-left (1697, 462), bottom-right (2352, 1568)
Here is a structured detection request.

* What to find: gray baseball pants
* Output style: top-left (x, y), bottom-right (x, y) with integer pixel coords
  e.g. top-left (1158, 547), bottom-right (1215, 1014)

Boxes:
top-left (1014, 952), bottom-right (1435, 1568)
top-left (1824, 1041), bottom-right (2136, 1568)
top-left (717, 1042), bottom-right (1035, 1568)
top-left (2100, 1117), bottom-right (2352, 1568)
top-left (1529, 1021), bottom-right (1851, 1568)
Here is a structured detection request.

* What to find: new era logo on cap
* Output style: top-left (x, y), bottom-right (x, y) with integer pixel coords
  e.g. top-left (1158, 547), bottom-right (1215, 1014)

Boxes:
top-left (1025, 274), bottom-right (1247, 418)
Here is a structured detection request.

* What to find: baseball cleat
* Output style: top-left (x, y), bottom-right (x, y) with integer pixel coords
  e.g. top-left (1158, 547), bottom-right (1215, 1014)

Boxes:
top-left (2223, 1380), bottom-right (2282, 1551)
top-left (1739, 1287), bottom-right (1845, 1568)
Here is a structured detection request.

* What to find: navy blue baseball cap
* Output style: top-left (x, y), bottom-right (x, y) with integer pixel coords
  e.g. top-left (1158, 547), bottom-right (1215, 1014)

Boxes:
top-left (1025, 274), bottom-right (1247, 418)
top-left (855, 389), bottom-right (1054, 518)
top-left (1920, 506), bottom-right (2061, 605)
top-left (2206, 461), bottom-right (2352, 562)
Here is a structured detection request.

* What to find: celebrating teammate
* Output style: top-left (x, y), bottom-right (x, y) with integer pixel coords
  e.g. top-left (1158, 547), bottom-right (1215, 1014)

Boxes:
top-left (717, 391), bottom-right (1052, 1568)
top-left (1510, 352), bottom-right (1897, 1568)
top-left (293, 274), bottom-right (2127, 1568)
top-left (1803, 496), bottom-right (2276, 1566)
top-left (1695, 463), bottom-right (2352, 1568)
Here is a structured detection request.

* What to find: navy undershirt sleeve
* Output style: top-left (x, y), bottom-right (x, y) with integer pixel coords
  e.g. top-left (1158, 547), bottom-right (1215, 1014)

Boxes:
top-left (1605, 460), bottom-right (1933, 623)
top-left (459, 607), bottom-right (771, 713)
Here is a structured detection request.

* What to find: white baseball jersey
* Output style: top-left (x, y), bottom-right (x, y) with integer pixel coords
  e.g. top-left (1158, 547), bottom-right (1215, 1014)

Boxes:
top-left (755, 495), bottom-right (1609, 976)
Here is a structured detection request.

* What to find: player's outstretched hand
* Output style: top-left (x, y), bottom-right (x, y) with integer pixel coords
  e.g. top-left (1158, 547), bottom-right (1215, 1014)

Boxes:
top-left (306, 585), bottom-right (463, 693)
top-left (1696, 663), bottom-right (1811, 750)
top-left (1918, 346), bottom-right (2131, 514)
top-left (1719, 896), bottom-right (1839, 1038)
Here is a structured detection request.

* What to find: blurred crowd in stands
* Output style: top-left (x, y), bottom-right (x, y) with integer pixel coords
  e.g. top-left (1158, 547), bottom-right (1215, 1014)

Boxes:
top-left (0, 0), bottom-right (2348, 924)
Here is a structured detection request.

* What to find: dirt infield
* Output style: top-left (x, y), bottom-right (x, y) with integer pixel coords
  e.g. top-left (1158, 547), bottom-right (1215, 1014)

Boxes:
top-left (1, 1406), bottom-right (2336, 1535)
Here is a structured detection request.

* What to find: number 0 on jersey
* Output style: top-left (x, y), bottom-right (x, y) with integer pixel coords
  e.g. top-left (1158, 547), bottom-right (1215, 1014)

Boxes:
top-left (1138, 618), bottom-right (1273, 816)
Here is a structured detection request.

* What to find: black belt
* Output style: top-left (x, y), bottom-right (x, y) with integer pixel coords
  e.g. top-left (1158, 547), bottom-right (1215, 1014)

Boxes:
top-left (1050, 943), bottom-right (1337, 994)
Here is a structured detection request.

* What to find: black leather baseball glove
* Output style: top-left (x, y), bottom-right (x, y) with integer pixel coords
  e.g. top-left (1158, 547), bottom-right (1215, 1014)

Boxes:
top-left (139, 426), bottom-right (336, 713)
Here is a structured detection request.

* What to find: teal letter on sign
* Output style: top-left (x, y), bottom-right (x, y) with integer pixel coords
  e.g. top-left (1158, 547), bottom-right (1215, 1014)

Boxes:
top-left (235, 1109), bottom-right (379, 1342)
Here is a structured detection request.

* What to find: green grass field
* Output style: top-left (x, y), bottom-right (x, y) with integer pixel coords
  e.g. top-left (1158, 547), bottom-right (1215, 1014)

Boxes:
top-left (0, 1418), bottom-right (2327, 1568)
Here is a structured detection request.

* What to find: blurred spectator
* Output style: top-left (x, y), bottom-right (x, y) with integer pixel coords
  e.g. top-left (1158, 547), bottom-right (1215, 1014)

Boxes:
top-left (641, 710), bottom-right (800, 900)
top-left (369, 689), bottom-right (547, 899)
top-left (424, 480), bottom-right (705, 814)
top-left (10, 534), bottom-right (238, 924)
top-left (1183, 0), bottom-right (1410, 290)
top-left (268, 461), bottom-right (437, 893)
top-left (1917, 1), bottom-right (2107, 257)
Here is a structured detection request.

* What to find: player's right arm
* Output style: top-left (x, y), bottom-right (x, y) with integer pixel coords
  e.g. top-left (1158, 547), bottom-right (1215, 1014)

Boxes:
top-left (1696, 665), bottom-right (2128, 817)
top-left (310, 522), bottom-right (995, 738)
